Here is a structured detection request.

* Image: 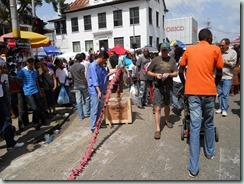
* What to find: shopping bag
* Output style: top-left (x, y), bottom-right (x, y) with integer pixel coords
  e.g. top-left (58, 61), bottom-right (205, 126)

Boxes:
top-left (130, 84), bottom-right (138, 96)
top-left (57, 86), bottom-right (70, 104)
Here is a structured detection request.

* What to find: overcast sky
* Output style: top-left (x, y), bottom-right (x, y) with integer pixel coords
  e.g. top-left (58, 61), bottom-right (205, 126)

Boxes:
top-left (36, 0), bottom-right (241, 42)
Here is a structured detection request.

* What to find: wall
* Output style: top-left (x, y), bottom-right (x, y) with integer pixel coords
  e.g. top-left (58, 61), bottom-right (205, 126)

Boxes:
top-left (59, 0), bottom-right (166, 53)
top-left (165, 17), bottom-right (198, 45)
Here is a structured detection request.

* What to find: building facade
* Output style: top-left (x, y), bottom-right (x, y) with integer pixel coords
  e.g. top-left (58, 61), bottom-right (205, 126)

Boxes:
top-left (165, 16), bottom-right (198, 45)
top-left (50, 0), bottom-right (168, 53)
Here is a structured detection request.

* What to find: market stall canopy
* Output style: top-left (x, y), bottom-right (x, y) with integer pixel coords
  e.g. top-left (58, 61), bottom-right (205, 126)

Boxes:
top-left (0, 31), bottom-right (50, 48)
top-left (231, 38), bottom-right (240, 44)
top-left (43, 45), bottom-right (62, 55)
top-left (170, 40), bottom-right (187, 49)
top-left (37, 47), bottom-right (47, 58)
top-left (108, 44), bottom-right (129, 55)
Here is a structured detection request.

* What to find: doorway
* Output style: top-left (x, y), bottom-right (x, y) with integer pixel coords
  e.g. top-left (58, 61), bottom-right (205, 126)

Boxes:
top-left (99, 39), bottom-right (108, 51)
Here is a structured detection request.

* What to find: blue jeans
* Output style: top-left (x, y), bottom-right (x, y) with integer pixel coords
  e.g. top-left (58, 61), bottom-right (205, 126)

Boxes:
top-left (0, 97), bottom-right (16, 148)
top-left (90, 94), bottom-right (104, 130)
top-left (188, 95), bottom-right (215, 175)
top-left (74, 87), bottom-right (90, 119)
top-left (217, 79), bottom-right (232, 112)
top-left (138, 80), bottom-right (149, 106)
top-left (172, 81), bottom-right (184, 109)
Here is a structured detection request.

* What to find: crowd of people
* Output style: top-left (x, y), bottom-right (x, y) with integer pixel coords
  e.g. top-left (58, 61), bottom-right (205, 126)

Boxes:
top-left (0, 28), bottom-right (240, 177)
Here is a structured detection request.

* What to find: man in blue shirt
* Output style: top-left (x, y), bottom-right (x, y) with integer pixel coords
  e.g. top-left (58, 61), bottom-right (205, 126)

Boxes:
top-left (87, 51), bottom-right (109, 132)
top-left (17, 58), bottom-right (46, 130)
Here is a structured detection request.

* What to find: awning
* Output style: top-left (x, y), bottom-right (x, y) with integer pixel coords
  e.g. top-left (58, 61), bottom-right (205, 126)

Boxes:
top-left (0, 31), bottom-right (50, 48)
top-left (108, 44), bottom-right (129, 55)
top-left (43, 45), bottom-right (62, 55)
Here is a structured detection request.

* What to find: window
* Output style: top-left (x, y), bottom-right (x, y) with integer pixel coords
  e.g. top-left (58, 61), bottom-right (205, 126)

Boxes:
top-left (156, 37), bottom-right (160, 49)
top-left (55, 19), bottom-right (66, 35)
top-left (73, 41), bottom-right (81, 52)
top-left (130, 7), bottom-right (139, 25)
top-left (113, 10), bottom-right (123, 27)
top-left (149, 8), bottom-right (152, 25)
top-left (130, 36), bottom-right (141, 49)
top-left (85, 40), bottom-right (93, 52)
top-left (162, 15), bottom-right (165, 30)
top-left (156, 11), bottom-right (159, 27)
top-left (149, 36), bottom-right (153, 46)
top-left (71, 17), bottom-right (79, 32)
top-left (84, 15), bottom-right (92, 30)
top-left (114, 37), bottom-right (124, 47)
top-left (98, 13), bottom-right (106, 29)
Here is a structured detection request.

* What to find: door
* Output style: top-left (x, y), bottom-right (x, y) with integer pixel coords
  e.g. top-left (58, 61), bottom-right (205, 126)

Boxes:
top-left (99, 39), bottom-right (108, 51)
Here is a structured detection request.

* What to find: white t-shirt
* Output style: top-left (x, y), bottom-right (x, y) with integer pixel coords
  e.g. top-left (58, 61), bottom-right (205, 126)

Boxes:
top-left (0, 74), bottom-right (7, 97)
top-left (55, 68), bottom-right (69, 86)
top-left (81, 60), bottom-right (90, 78)
top-left (128, 63), bottom-right (136, 78)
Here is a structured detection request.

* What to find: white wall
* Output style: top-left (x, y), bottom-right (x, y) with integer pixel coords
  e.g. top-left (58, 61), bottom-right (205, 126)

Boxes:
top-left (165, 17), bottom-right (198, 45)
top-left (58, 0), bottom-right (166, 53)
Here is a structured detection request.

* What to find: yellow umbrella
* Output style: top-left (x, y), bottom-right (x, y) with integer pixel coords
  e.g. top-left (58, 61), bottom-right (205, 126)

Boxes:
top-left (0, 31), bottom-right (50, 48)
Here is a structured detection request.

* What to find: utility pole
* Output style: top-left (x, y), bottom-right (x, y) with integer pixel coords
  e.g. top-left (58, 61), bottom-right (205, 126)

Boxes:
top-left (10, 0), bottom-right (20, 37)
top-left (206, 18), bottom-right (211, 29)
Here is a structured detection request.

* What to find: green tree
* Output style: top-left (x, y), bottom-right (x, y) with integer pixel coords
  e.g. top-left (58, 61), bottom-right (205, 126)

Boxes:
top-left (0, 0), bottom-right (70, 26)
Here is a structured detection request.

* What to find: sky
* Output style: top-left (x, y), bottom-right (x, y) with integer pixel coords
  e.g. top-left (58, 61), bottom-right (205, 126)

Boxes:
top-left (36, 0), bottom-right (241, 42)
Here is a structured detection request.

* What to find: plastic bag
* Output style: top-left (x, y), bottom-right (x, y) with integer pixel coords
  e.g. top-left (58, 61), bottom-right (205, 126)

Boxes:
top-left (57, 86), bottom-right (70, 104)
top-left (130, 84), bottom-right (138, 96)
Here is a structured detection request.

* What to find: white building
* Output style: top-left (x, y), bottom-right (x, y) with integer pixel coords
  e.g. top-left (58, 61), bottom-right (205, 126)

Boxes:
top-left (49, 0), bottom-right (168, 53)
top-left (165, 17), bottom-right (198, 45)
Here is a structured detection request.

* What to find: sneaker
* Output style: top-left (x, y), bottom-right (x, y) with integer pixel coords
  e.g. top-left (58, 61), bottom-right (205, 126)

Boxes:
top-left (165, 121), bottom-right (173, 128)
top-left (188, 170), bottom-right (198, 178)
top-left (222, 111), bottom-right (227, 117)
top-left (7, 142), bottom-right (24, 151)
top-left (91, 129), bottom-right (95, 133)
top-left (206, 155), bottom-right (214, 159)
top-left (154, 131), bottom-right (161, 139)
top-left (14, 142), bottom-right (25, 148)
top-left (215, 109), bottom-right (222, 114)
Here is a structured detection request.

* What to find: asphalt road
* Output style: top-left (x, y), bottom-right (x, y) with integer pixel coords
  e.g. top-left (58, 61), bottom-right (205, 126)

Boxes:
top-left (0, 93), bottom-right (241, 181)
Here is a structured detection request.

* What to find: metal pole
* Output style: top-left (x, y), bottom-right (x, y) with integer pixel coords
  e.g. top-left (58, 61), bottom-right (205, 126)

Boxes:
top-left (32, 0), bottom-right (38, 56)
top-left (10, 0), bottom-right (20, 37)
top-left (32, 0), bottom-right (36, 18)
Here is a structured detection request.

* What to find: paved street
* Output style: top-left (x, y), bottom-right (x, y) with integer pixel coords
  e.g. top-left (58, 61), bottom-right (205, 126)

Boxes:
top-left (0, 93), bottom-right (241, 181)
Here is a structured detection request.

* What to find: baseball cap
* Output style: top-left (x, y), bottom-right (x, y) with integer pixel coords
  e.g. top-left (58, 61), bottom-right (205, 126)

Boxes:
top-left (161, 42), bottom-right (170, 50)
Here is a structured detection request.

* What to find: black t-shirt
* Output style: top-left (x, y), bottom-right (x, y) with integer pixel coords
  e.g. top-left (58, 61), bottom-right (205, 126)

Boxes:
top-left (147, 56), bottom-right (178, 87)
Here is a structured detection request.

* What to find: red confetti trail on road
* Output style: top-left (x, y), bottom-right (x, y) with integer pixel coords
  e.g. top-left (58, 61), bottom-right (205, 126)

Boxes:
top-left (67, 68), bottom-right (124, 180)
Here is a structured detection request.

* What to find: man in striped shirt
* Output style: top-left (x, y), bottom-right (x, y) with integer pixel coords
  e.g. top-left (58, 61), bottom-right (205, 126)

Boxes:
top-left (17, 58), bottom-right (46, 130)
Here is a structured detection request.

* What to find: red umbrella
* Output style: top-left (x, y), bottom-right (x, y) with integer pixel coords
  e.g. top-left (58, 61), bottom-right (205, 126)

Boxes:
top-left (108, 44), bottom-right (129, 55)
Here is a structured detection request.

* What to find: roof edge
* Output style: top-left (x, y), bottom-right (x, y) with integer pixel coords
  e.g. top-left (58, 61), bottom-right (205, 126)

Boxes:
top-left (65, 0), bottom-right (138, 14)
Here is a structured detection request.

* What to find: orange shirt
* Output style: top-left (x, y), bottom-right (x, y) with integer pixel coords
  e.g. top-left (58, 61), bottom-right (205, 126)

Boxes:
top-left (180, 41), bottom-right (224, 95)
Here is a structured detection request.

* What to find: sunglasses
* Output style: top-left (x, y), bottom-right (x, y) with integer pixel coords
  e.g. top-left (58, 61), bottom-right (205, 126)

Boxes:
top-left (219, 45), bottom-right (225, 47)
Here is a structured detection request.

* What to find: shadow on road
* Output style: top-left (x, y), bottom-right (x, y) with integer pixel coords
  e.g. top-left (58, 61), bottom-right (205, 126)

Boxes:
top-left (0, 107), bottom-right (74, 175)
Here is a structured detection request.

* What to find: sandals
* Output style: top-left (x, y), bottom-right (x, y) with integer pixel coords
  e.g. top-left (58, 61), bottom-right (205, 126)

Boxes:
top-left (154, 131), bottom-right (161, 139)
